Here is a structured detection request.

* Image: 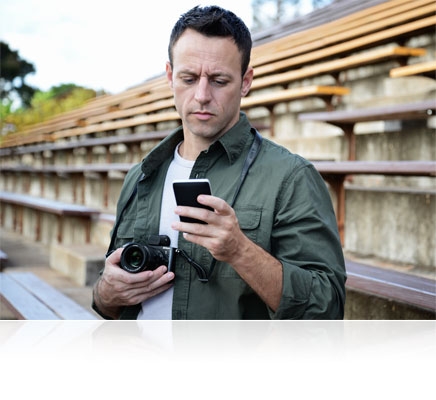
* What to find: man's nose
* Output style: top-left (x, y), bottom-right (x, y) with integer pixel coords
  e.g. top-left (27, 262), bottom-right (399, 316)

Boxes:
top-left (194, 77), bottom-right (212, 104)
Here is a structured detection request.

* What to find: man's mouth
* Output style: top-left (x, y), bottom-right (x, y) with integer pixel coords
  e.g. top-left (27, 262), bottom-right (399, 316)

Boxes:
top-left (192, 111), bottom-right (214, 120)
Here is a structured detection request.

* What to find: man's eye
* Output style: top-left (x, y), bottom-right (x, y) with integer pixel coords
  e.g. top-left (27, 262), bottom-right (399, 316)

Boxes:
top-left (183, 76), bottom-right (197, 84)
top-left (212, 79), bottom-right (227, 86)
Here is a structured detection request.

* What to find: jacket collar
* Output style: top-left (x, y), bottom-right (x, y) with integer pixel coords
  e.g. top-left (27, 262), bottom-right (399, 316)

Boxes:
top-left (141, 112), bottom-right (253, 177)
top-left (216, 112), bottom-right (253, 165)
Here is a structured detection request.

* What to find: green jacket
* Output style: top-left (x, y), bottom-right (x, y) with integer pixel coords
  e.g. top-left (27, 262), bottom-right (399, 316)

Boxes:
top-left (109, 113), bottom-right (346, 319)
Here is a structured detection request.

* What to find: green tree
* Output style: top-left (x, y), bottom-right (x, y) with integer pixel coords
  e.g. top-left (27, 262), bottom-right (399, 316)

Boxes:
top-left (1, 42), bottom-right (101, 138)
top-left (0, 41), bottom-right (37, 108)
top-left (3, 84), bottom-right (97, 133)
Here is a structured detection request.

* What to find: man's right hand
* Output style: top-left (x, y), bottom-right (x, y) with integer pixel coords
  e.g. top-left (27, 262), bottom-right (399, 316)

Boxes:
top-left (93, 247), bottom-right (175, 319)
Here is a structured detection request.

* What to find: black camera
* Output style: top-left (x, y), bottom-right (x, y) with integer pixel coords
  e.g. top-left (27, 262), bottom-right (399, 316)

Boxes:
top-left (120, 235), bottom-right (176, 274)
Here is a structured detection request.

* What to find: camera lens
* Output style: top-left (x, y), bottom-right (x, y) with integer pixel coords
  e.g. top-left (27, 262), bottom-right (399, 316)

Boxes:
top-left (120, 242), bottom-right (169, 273)
top-left (121, 244), bottom-right (147, 273)
top-left (128, 249), bottom-right (143, 268)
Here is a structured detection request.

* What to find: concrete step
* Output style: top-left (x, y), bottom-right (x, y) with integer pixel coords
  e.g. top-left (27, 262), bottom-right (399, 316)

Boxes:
top-left (50, 243), bottom-right (106, 286)
top-left (91, 214), bottom-right (115, 248)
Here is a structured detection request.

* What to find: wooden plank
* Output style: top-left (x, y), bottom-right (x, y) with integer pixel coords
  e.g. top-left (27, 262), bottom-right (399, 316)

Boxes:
top-left (299, 99), bottom-right (436, 160)
top-left (52, 110), bottom-right (181, 141)
top-left (242, 85), bottom-right (350, 109)
top-left (313, 160), bottom-right (436, 177)
top-left (7, 84), bottom-right (348, 144)
top-left (8, 272), bottom-right (96, 320)
top-left (0, 273), bottom-right (59, 319)
top-left (85, 97), bottom-right (175, 125)
top-left (390, 60), bottom-right (436, 78)
top-left (0, 164), bottom-right (133, 177)
top-left (251, 46), bottom-right (426, 90)
top-left (345, 259), bottom-right (436, 311)
top-left (254, 14), bottom-right (436, 77)
top-left (298, 99), bottom-right (436, 124)
top-left (252, 1), bottom-right (436, 69)
top-left (119, 85), bottom-right (173, 110)
top-left (0, 191), bottom-right (100, 217)
top-left (0, 75), bottom-right (169, 146)
top-left (0, 130), bottom-right (170, 157)
top-left (252, 0), bottom-right (432, 59)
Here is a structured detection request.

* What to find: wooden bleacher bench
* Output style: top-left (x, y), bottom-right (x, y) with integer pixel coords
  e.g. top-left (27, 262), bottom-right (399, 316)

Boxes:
top-left (49, 85), bottom-right (349, 141)
top-left (4, 160), bottom-right (434, 246)
top-left (84, 97), bottom-right (175, 126)
top-left (252, 0), bottom-right (434, 61)
top-left (251, 46), bottom-right (426, 90)
top-left (252, 0), bottom-right (436, 75)
top-left (244, 85), bottom-right (349, 108)
top-left (0, 75), bottom-right (170, 149)
top-left (51, 111), bottom-right (181, 141)
top-left (390, 59), bottom-right (436, 79)
top-left (0, 271), bottom-right (97, 319)
top-left (1, 84), bottom-right (349, 146)
top-left (312, 160), bottom-right (436, 243)
top-left (252, 0), bottom-right (388, 47)
top-left (243, 85), bottom-right (350, 136)
top-left (0, 130), bottom-right (171, 164)
top-left (2, 1), bottom-right (433, 150)
top-left (0, 191), bottom-right (100, 243)
top-left (4, 46), bottom-right (426, 149)
top-left (0, 88), bottom-right (173, 148)
top-left (117, 83), bottom-right (172, 110)
top-left (0, 163), bottom-right (134, 176)
top-left (254, 14), bottom-right (436, 77)
top-left (345, 258), bottom-right (436, 314)
top-left (0, 164), bottom-right (134, 209)
top-left (298, 99), bottom-right (436, 160)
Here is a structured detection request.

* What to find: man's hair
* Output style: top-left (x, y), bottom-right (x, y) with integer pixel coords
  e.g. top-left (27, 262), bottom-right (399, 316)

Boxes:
top-left (168, 5), bottom-right (252, 76)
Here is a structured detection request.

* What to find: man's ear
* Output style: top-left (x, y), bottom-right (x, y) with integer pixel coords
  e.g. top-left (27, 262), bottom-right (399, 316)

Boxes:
top-left (166, 61), bottom-right (174, 90)
top-left (241, 66), bottom-right (254, 97)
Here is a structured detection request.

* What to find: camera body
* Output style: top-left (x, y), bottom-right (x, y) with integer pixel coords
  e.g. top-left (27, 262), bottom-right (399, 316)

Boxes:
top-left (120, 235), bottom-right (176, 274)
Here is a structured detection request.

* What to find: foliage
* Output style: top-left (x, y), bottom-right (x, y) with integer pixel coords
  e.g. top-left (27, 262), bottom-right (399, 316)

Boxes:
top-left (2, 84), bottom-right (97, 134)
top-left (0, 41), bottom-right (37, 108)
top-left (1, 41), bottom-right (99, 136)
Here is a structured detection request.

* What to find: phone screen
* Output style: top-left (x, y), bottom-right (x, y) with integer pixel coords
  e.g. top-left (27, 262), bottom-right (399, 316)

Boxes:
top-left (173, 179), bottom-right (213, 224)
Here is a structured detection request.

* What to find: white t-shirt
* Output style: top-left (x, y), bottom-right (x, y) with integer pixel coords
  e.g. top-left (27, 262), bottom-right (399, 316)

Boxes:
top-left (137, 143), bottom-right (194, 319)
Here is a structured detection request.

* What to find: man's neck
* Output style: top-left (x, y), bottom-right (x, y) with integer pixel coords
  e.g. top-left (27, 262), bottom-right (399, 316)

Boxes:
top-left (178, 139), bottom-right (208, 161)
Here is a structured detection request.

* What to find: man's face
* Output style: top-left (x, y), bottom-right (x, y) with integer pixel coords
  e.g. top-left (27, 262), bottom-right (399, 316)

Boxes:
top-left (166, 29), bottom-right (253, 144)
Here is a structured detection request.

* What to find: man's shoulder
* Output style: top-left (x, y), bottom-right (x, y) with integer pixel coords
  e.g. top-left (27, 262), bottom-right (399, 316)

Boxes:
top-left (260, 137), bottom-right (311, 168)
top-left (125, 163), bottom-right (143, 182)
top-left (118, 163), bottom-right (143, 198)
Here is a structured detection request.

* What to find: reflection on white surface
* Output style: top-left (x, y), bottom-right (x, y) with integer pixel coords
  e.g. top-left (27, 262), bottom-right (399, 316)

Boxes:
top-left (0, 320), bottom-right (435, 399)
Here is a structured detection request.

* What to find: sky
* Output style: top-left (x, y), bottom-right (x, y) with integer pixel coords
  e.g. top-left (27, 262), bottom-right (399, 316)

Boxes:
top-left (0, 0), bottom-right (253, 95)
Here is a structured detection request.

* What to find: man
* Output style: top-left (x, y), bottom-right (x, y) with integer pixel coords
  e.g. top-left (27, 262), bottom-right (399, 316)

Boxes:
top-left (92, 5), bottom-right (346, 320)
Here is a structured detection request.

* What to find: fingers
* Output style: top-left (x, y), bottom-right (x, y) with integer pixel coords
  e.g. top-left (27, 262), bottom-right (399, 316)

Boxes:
top-left (172, 195), bottom-right (244, 262)
top-left (173, 194), bottom-right (231, 227)
top-left (100, 265), bottom-right (174, 307)
top-left (101, 248), bottom-right (175, 307)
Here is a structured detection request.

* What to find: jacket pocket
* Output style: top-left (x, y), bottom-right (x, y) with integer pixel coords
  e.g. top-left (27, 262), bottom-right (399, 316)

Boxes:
top-left (216, 207), bottom-right (262, 278)
top-left (236, 207), bottom-right (262, 241)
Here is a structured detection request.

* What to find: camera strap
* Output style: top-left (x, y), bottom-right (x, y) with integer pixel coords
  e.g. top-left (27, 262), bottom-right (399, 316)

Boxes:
top-left (230, 128), bottom-right (263, 208)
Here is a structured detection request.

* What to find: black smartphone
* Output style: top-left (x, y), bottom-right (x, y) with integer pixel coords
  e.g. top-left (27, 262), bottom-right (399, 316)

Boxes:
top-left (173, 179), bottom-right (213, 224)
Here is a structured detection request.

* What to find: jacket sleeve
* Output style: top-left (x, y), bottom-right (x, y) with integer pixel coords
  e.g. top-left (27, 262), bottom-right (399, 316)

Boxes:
top-left (269, 164), bottom-right (347, 319)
